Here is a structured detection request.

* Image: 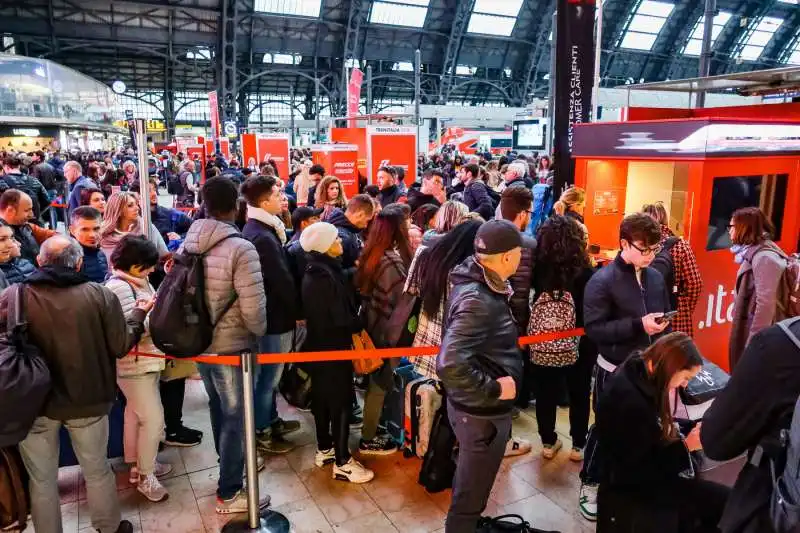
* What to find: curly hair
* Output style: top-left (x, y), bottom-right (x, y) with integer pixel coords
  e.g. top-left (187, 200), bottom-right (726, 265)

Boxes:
top-left (534, 215), bottom-right (590, 293)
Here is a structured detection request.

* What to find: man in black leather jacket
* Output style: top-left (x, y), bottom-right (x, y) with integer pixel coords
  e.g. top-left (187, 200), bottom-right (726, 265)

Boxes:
top-left (436, 219), bottom-right (535, 533)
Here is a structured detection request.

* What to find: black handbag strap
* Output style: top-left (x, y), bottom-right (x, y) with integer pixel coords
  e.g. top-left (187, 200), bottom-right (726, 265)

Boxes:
top-left (6, 283), bottom-right (26, 338)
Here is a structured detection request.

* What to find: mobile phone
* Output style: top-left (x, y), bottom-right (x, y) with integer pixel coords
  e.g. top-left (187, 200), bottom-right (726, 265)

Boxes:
top-left (656, 311), bottom-right (678, 324)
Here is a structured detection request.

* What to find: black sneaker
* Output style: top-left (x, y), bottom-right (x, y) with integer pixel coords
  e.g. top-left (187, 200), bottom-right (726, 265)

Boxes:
top-left (271, 418), bottom-right (301, 438)
top-left (164, 426), bottom-right (202, 447)
top-left (109, 520), bottom-right (133, 533)
top-left (358, 436), bottom-right (398, 456)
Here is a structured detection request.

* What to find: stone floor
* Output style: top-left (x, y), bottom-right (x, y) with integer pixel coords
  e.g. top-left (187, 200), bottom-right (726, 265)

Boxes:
top-left (45, 379), bottom-right (596, 533)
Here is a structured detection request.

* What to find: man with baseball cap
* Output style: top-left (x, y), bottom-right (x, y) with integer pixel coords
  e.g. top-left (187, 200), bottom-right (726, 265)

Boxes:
top-left (436, 219), bottom-right (535, 533)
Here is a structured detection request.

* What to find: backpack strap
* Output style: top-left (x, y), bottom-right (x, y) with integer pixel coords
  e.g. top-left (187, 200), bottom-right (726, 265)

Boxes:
top-left (778, 317), bottom-right (800, 351)
top-left (201, 232), bottom-right (244, 325)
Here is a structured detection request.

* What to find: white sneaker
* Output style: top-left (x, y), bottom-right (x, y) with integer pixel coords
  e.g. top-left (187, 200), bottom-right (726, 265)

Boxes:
top-left (137, 474), bottom-right (169, 503)
top-left (215, 489), bottom-right (271, 515)
top-left (130, 462), bottom-right (173, 485)
top-left (579, 483), bottom-right (598, 522)
top-left (332, 458), bottom-right (374, 484)
top-left (504, 437), bottom-right (532, 458)
top-left (569, 447), bottom-right (584, 462)
top-left (315, 448), bottom-right (336, 468)
top-left (542, 439), bottom-right (563, 460)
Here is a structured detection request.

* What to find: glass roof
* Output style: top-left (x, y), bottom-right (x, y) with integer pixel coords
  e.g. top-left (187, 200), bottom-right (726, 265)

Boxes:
top-left (370, 0), bottom-right (430, 28)
top-left (620, 0), bottom-right (675, 51)
top-left (467, 0), bottom-right (523, 37)
top-left (263, 53), bottom-right (302, 65)
top-left (186, 48), bottom-right (212, 60)
top-left (787, 41), bottom-right (800, 65)
top-left (254, 0), bottom-right (321, 18)
top-left (739, 17), bottom-right (784, 61)
top-left (683, 11), bottom-right (731, 56)
top-left (394, 61), bottom-right (415, 71)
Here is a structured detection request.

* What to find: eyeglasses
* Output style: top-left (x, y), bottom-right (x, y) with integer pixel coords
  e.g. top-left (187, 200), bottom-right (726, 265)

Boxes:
top-left (630, 242), bottom-right (662, 256)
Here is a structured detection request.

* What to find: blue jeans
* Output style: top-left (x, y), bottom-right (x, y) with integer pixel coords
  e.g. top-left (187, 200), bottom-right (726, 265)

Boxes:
top-left (197, 362), bottom-right (245, 499)
top-left (255, 332), bottom-right (293, 432)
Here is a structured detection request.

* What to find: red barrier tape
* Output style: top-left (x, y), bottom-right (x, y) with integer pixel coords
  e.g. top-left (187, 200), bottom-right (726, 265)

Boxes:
top-left (129, 328), bottom-right (585, 367)
top-left (50, 203), bottom-right (68, 209)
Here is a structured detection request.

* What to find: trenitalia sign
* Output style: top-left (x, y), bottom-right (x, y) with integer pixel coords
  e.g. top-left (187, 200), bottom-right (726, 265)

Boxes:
top-left (573, 120), bottom-right (800, 157)
top-left (366, 125), bottom-right (418, 185)
top-left (553, 0), bottom-right (596, 191)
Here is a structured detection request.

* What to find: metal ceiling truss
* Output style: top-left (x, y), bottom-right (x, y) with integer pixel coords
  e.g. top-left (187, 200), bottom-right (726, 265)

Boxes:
top-left (438, 0), bottom-right (477, 104)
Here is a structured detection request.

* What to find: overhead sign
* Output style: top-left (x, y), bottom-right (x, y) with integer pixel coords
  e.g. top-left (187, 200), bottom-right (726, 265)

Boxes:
top-left (553, 0), bottom-right (596, 192)
top-left (241, 133), bottom-right (291, 179)
top-left (366, 125), bottom-right (418, 185)
top-left (208, 90), bottom-right (220, 140)
top-left (347, 68), bottom-right (364, 128)
top-left (223, 121), bottom-right (237, 137)
top-left (124, 109), bottom-right (134, 120)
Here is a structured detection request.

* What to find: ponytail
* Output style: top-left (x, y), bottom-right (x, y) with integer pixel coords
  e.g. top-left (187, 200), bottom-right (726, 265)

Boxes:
top-left (553, 200), bottom-right (567, 216)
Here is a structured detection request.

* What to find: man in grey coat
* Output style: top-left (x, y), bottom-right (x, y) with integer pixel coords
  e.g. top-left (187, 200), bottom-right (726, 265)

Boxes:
top-left (182, 177), bottom-right (268, 514)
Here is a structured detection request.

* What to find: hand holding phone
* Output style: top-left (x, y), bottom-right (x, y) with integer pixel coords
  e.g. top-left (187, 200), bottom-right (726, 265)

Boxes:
top-left (655, 310), bottom-right (678, 325)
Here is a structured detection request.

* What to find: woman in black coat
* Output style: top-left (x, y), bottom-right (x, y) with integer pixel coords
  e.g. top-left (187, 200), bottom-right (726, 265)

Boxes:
top-left (300, 222), bottom-right (374, 484)
top-left (596, 332), bottom-right (729, 532)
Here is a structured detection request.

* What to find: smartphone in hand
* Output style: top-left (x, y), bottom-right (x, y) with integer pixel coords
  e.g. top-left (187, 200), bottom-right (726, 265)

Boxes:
top-left (655, 310), bottom-right (678, 325)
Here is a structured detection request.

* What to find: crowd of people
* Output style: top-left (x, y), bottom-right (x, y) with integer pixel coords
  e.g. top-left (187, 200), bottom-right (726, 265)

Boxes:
top-left (0, 144), bottom-right (798, 533)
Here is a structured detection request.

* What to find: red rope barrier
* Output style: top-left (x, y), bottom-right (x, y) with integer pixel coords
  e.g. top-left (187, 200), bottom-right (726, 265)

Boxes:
top-left (129, 328), bottom-right (586, 366)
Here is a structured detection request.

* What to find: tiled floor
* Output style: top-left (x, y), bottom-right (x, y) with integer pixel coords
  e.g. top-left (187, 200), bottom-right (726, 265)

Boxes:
top-left (46, 379), bottom-right (596, 533)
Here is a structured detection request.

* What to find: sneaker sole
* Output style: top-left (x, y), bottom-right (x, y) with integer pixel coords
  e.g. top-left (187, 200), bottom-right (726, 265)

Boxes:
top-left (138, 489), bottom-right (169, 503)
top-left (257, 445), bottom-right (295, 455)
top-left (358, 448), bottom-right (398, 456)
top-left (505, 448), bottom-right (531, 458)
top-left (579, 507), bottom-right (597, 522)
top-left (349, 423), bottom-right (363, 429)
top-left (272, 426), bottom-right (302, 438)
top-left (216, 499), bottom-right (271, 514)
top-left (569, 454), bottom-right (584, 462)
top-left (333, 473), bottom-right (374, 484)
top-left (314, 458), bottom-right (336, 468)
top-left (163, 440), bottom-right (201, 448)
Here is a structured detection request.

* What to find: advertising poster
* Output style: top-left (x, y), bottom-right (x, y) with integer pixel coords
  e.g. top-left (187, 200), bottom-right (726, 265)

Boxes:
top-left (240, 133), bottom-right (258, 170)
top-left (331, 127), bottom-right (368, 174)
top-left (208, 90), bottom-right (220, 141)
top-left (311, 144), bottom-right (360, 199)
top-left (366, 125), bottom-right (418, 185)
top-left (553, 0), bottom-right (596, 193)
top-left (205, 138), bottom-right (231, 160)
top-left (256, 134), bottom-right (291, 180)
top-left (347, 68), bottom-right (364, 128)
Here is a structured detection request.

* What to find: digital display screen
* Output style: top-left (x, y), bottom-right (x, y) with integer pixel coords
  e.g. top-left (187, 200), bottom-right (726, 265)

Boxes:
top-left (513, 120), bottom-right (546, 150)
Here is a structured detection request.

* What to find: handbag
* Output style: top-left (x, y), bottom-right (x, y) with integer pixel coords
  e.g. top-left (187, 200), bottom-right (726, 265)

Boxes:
top-left (0, 284), bottom-right (52, 448)
top-left (279, 364), bottom-right (312, 410)
top-left (679, 356), bottom-right (730, 406)
top-left (475, 514), bottom-right (560, 533)
top-left (351, 330), bottom-right (383, 376)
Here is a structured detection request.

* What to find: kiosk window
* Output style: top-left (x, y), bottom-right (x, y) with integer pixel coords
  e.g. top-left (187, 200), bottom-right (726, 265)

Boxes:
top-left (706, 174), bottom-right (787, 251)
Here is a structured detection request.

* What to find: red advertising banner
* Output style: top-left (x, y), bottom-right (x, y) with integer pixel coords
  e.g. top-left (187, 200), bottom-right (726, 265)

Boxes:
top-left (256, 134), bottom-right (291, 179)
top-left (204, 138), bottom-right (230, 160)
top-left (366, 125), bottom-right (418, 185)
top-left (208, 90), bottom-right (220, 141)
top-left (240, 133), bottom-right (258, 170)
top-left (311, 144), bottom-right (359, 199)
top-left (331, 127), bottom-right (367, 175)
top-left (347, 68), bottom-right (364, 128)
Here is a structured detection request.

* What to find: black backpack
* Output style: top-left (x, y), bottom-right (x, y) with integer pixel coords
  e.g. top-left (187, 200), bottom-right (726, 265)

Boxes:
top-left (0, 284), bottom-right (51, 448)
top-left (418, 397), bottom-right (457, 493)
top-left (166, 171), bottom-right (185, 195)
top-left (149, 234), bottom-right (240, 357)
top-left (476, 515), bottom-right (560, 533)
top-left (650, 236), bottom-right (681, 310)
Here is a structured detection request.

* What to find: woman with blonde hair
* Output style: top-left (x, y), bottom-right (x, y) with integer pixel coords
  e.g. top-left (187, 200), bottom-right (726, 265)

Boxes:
top-left (553, 186), bottom-right (586, 220)
top-left (429, 200), bottom-right (469, 236)
top-left (100, 191), bottom-right (168, 265)
top-left (315, 175), bottom-right (347, 221)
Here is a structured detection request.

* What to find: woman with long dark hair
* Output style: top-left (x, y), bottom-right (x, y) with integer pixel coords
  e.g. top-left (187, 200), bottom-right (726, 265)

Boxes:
top-left (728, 207), bottom-right (787, 371)
top-left (596, 333), bottom-right (729, 532)
top-left (531, 215), bottom-right (594, 462)
top-left (355, 208), bottom-right (413, 456)
top-left (405, 219), bottom-right (483, 378)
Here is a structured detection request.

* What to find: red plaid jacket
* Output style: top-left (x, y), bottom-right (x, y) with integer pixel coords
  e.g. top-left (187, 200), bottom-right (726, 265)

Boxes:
top-left (660, 225), bottom-right (703, 337)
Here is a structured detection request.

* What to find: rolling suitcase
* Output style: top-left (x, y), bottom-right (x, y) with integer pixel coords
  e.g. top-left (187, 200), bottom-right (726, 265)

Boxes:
top-left (403, 378), bottom-right (442, 458)
top-left (381, 363), bottom-right (421, 446)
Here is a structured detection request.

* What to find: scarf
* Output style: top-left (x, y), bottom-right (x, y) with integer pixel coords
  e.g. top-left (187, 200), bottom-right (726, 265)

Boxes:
top-left (730, 244), bottom-right (750, 265)
top-left (247, 205), bottom-right (287, 244)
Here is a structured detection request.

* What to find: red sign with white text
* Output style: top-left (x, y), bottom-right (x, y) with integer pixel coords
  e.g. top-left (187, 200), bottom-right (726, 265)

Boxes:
top-left (347, 68), bottom-right (364, 128)
top-left (205, 138), bottom-right (230, 160)
top-left (256, 134), bottom-right (291, 180)
top-left (366, 125), bottom-right (417, 185)
top-left (208, 91), bottom-right (220, 140)
top-left (311, 144), bottom-right (359, 199)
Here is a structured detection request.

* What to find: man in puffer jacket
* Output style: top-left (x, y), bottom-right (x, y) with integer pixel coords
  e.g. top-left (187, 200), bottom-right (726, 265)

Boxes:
top-left (180, 177), bottom-right (268, 515)
top-left (0, 221), bottom-right (33, 284)
top-left (437, 220), bottom-right (535, 533)
top-left (327, 194), bottom-right (375, 270)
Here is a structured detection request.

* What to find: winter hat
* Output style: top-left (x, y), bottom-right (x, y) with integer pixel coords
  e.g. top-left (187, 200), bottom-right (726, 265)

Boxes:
top-left (300, 222), bottom-right (339, 254)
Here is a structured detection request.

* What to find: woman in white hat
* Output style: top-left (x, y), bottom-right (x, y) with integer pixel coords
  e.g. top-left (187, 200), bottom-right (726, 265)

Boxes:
top-left (300, 222), bottom-right (375, 484)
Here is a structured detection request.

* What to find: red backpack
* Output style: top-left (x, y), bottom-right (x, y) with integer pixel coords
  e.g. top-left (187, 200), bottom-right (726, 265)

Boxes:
top-left (777, 253), bottom-right (800, 321)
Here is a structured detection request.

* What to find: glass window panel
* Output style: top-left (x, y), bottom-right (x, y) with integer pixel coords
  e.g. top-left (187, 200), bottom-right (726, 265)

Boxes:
top-left (394, 61), bottom-right (414, 71)
top-left (637, 0), bottom-right (675, 18)
top-left (370, 1), bottom-right (429, 27)
top-left (473, 0), bottom-right (522, 17)
top-left (467, 13), bottom-right (517, 36)
top-left (620, 32), bottom-right (658, 51)
top-left (788, 47), bottom-right (800, 65)
top-left (685, 39), bottom-right (702, 56)
top-left (740, 44), bottom-right (764, 61)
top-left (455, 65), bottom-right (475, 75)
top-left (254, 0), bottom-right (321, 17)
top-left (627, 14), bottom-right (665, 33)
top-left (186, 48), bottom-right (212, 60)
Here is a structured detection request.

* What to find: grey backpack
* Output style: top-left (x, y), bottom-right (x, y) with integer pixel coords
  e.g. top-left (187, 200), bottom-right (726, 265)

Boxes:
top-left (768, 317), bottom-right (800, 532)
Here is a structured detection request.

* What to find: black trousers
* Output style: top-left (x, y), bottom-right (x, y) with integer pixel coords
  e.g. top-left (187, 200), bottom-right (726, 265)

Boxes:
top-left (581, 364), bottom-right (613, 483)
top-left (531, 339), bottom-right (596, 448)
top-left (308, 361), bottom-right (353, 466)
top-left (160, 378), bottom-right (187, 434)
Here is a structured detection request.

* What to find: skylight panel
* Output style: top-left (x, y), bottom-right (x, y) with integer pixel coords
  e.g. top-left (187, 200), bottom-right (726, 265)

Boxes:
top-left (370, 0), bottom-right (430, 28)
top-left (394, 61), bottom-right (415, 72)
top-left (263, 53), bottom-right (302, 65)
top-left (738, 16), bottom-right (783, 61)
top-left (254, 0), bottom-right (321, 17)
top-left (683, 11), bottom-right (731, 56)
top-left (619, 1), bottom-right (675, 51)
top-left (455, 65), bottom-right (476, 76)
top-left (467, 0), bottom-right (523, 36)
top-left (778, 0), bottom-right (798, 4)
top-left (186, 48), bottom-right (212, 60)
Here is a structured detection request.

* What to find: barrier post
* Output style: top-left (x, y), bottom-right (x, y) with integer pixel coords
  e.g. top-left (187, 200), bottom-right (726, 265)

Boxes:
top-left (222, 350), bottom-right (290, 532)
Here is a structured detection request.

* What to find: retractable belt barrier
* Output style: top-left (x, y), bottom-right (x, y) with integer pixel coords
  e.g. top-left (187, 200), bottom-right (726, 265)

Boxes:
top-left (130, 328), bottom-right (586, 367)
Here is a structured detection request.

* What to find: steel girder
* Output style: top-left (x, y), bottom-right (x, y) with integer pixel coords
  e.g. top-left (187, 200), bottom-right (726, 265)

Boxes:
top-left (437, 0), bottom-right (476, 104)
top-left (520, 0), bottom-right (556, 104)
top-left (340, 0), bottom-right (367, 115)
top-left (709, 0), bottom-right (775, 76)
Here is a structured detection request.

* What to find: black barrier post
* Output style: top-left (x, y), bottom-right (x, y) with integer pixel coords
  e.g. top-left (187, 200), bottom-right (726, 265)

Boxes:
top-left (222, 350), bottom-right (290, 533)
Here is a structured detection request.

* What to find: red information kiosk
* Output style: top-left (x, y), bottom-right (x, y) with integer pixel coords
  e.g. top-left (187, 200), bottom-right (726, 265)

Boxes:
top-left (572, 112), bottom-right (800, 370)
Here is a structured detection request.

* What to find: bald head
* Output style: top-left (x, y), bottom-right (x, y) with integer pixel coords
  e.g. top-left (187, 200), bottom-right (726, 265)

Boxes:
top-left (38, 235), bottom-right (84, 270)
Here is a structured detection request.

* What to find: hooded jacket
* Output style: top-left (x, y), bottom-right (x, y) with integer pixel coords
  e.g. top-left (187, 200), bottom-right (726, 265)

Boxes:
top-left (0, 257), bottom-right (36, 285)
top-left (79, 245), bottom-right (109, 283)
top-left (327, 208), bottom-right (365, 270)
top-left (181, 218), bottom-right (267, 354)
top-left (463, 179), bottom-right (495, 221)
top-left (436, 256), bottom-right (522, 416)
top-left (362, 250), bottom-right (408, 348)
top-left (583, 253), bottom-right (671, 366)
top-left (0, 170), bottom-right (51, 224)
top-left (378, 185), bottom-right (407, 208)
top-left (0, 266), bottom-right (146, 420)
top-left (406, 188), bottom-right (442, 214)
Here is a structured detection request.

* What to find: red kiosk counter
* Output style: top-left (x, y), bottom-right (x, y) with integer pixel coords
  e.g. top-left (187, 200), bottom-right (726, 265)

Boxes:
top-left (572, 116), bottom-right (800, 371)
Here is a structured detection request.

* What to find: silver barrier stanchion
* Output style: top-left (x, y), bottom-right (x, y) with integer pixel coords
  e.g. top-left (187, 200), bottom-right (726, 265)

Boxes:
top-left (222, 350), bottom-right (290, 533)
